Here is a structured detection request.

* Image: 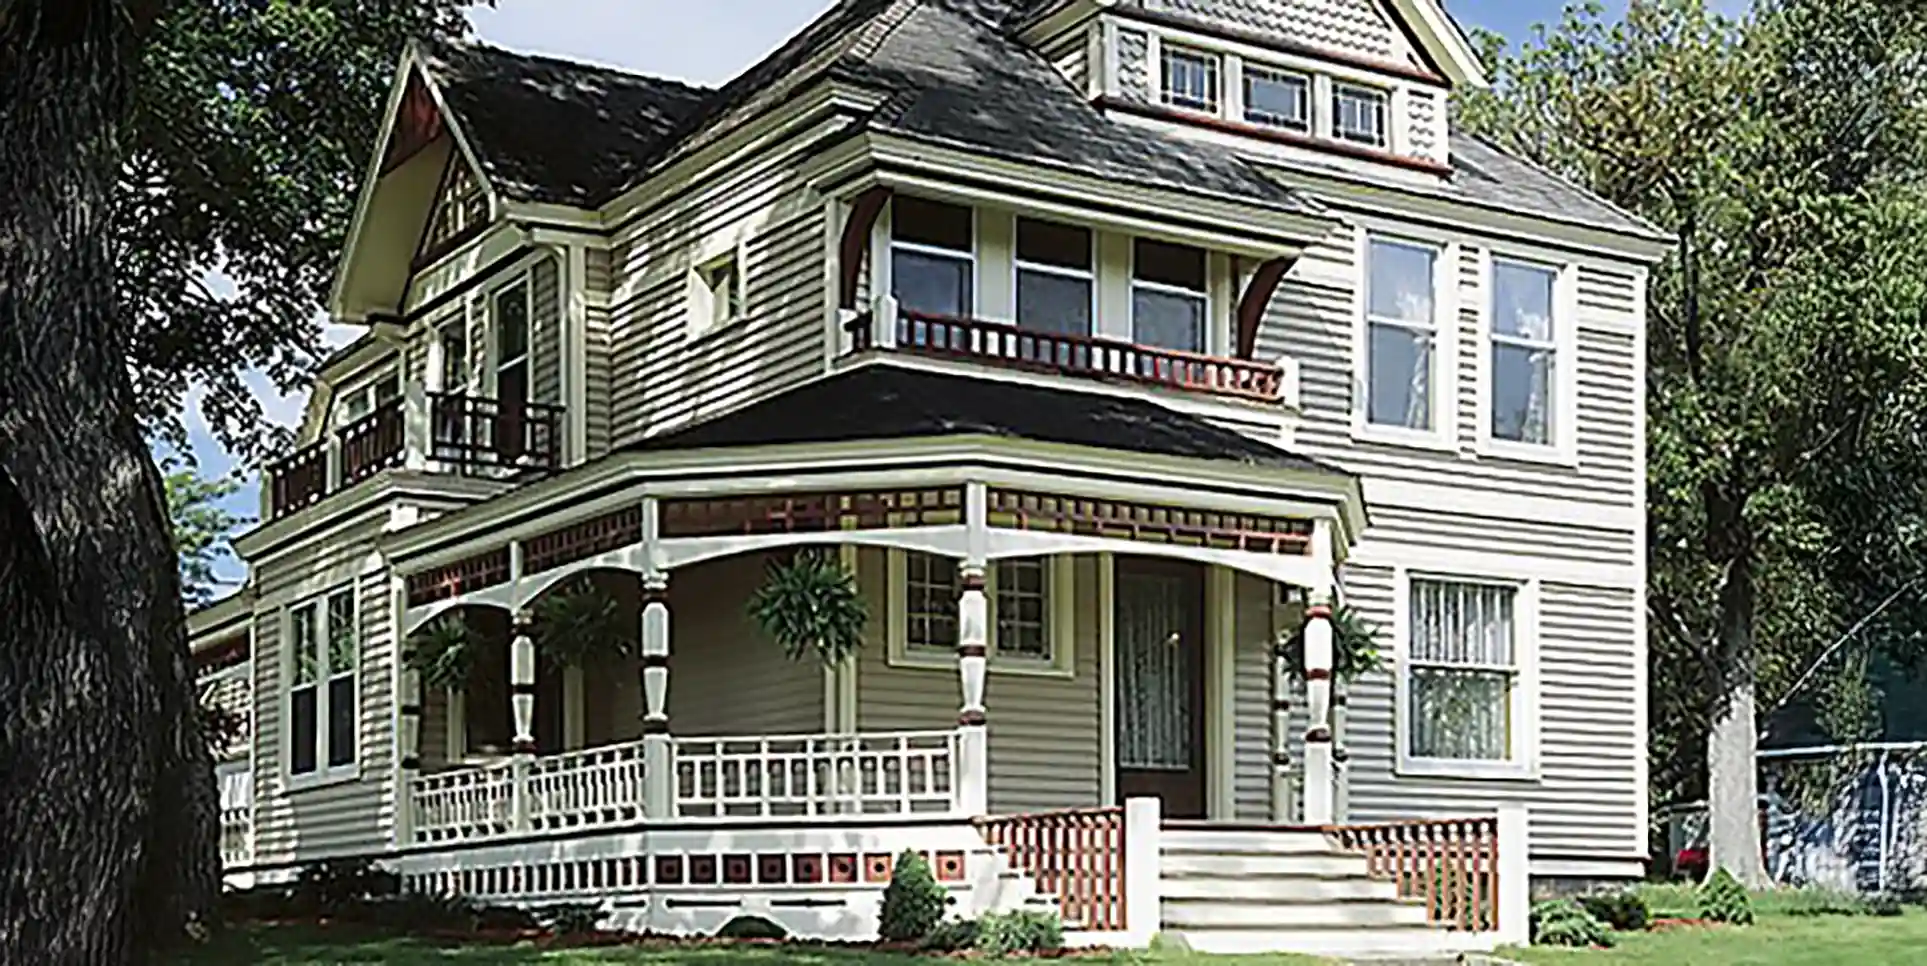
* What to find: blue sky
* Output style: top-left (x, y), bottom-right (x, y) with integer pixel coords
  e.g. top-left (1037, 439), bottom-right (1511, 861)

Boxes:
top-left (181, 0), bottom-right (1726, 591)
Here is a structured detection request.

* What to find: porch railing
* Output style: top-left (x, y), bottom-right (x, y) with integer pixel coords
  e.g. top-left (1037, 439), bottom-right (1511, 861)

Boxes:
top-left (430, 392), bottom-right (563, 474)
top-left (527, 740), bottom-right (649, 831)
top-left (412, 759), bottom-right (518, 844)
top-left (337, 397), bottom-right (407, 486)
top-left (976, 807), bottom-right (1127, 931)
top-left (220, 803), bottom-right (253, 867)
top-left (1331, 816), bottom-right (1501, 932)
top-left (845, 305), bottom-right (1291, 404)
top-left (267, 443), bottom-right (329, 517)
top-left (673, 730), bottom-right (958, 818)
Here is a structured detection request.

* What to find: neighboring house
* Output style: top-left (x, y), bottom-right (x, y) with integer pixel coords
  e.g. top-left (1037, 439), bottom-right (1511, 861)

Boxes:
top-left (188, 0), bottom-right (1663, 955)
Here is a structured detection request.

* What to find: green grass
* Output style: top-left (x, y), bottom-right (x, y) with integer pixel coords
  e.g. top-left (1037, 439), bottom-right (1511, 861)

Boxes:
top-left (1505, 885), bottom-right (1927, 966)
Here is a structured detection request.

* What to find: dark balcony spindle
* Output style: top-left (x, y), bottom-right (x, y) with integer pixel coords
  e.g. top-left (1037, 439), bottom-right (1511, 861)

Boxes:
top-left (337, 398), bottom-right (407, 486)
top-left (266, 443), bottom-right (329, 520)
top-left (428, 392), bottom-right (564, 474)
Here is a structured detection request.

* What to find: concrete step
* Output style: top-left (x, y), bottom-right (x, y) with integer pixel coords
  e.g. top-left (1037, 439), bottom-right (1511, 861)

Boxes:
top-left (1160, 827), bottom-right (1339, 854)
top-left (1163, 896), bottom-right (1432, 929)
top-left (1161, 849), bottom-right (1374, 878)
top-left (1160, 873), bottom-right (1402, 903)
top-left (1166, 925), bottom-right (1479, 958)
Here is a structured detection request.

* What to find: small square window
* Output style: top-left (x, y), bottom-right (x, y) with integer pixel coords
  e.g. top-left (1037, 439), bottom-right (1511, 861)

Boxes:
top-left (697, 254), bottom-right (743, 332)
top-left (1333, 83), bottom-right (1388, 148)
top-left (892, 552), bottom-right (1068, 672)
top-left (1244, 65), bottom-right (1311, 132)
top-left (1161, 46), bottom-right (1220, 113)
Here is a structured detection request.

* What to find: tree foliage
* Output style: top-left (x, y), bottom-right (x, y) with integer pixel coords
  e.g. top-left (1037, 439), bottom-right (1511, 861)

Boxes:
top-left (162, 461), bottom-right (244, 605)
top-left (127, 0), bottom-right (473, 457)
top-left (1459, 0), bottom-right (1927, 884)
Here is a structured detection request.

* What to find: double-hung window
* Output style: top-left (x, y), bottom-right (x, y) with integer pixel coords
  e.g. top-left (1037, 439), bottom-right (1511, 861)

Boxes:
top-left (894, 552), bottom-right (1065, 671)
top-left (1015, 218), bottom-right (1094, 341)
top-left (287, 587), bottom-right (359, 782)
top-left (335, 371), bottom-right (400, 429)
top-left (1404, 578), bottom-right (1527, 772)
top-left (1243, 65), bottom-right (1311, 132)
top-left (1364, 238), bottom-right (1439, 433)
top-left (891, 196), bottom-right (975, 352)
top-left (1132, 239), bottom-right (1208, 358)
top-left (1333, 83), bottom-right (1389, 148)
top-left (1490, 260), bottom-right (1559, 446)
top-left (1161, 45), bottom-right (1221, 113)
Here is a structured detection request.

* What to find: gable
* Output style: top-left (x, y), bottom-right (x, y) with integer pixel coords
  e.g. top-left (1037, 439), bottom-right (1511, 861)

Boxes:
top-left (417, 149), bottom-right (488, 266)
top-left (1139, 0), bottom-right (1423, 68)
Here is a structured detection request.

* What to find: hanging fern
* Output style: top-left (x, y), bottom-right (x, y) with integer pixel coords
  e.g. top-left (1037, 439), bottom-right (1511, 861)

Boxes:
top-left (533, 577), bottom-right (632, 669)
top-left (1283, 602), bottom-right (1383, 684)
top-left (404, 613), bottom-right (476, 693)
top-left (747, 550), bottom-right (868, 666)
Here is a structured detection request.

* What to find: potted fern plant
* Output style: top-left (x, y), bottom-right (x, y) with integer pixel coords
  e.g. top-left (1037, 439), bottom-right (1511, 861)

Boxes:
top-left (403, 613), bottom-right (476, 693)
top-left (747, 550), bottom-right (868, 666)
top-left (532, 576), bottom-right (633, 669)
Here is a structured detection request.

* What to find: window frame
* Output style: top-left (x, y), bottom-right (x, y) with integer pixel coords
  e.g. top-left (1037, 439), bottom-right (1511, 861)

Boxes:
top-left (1128, 238), bottom-right (1212, 355)
top-left (434, 314), bottom-right (472, 396)
top-left (485, 274), bottom-right (533, 405)
top-left (885, 550), bottom-right (1076, 677)
top-left (1241, 62), bottom-right (1313, 133)
top-left (1331, 81), bottom-right (1390, 149)
top-left (1011, 215), bottom-right (1098, 339)
top-left (329, 366), bottom-right (400, 431)
top-left (1392, 568), bottom-right (1539, 781)
top-left (687, 238), bottom-right (749, 339)
top-left (1159, 43), bottom-right (1222, 114)
top-left (888, 197), bottom-right (979, 320)
top-left (1354, 229), bottom-right (1456, 450)
top-left (1477, 250), bottom-right (1580, 466)
top-left (283, 584), bottom-right (362, 789)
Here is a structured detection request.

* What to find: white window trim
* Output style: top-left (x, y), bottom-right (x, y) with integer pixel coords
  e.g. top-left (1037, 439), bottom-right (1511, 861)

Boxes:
top-left (484, 272), bottom-right (534, 402)
top-left (1352, 229), bottom-right (1458, 451)
top-left (1331, 81), bottom-right (1391, 150)
top-left (1391, 567), bottom-right (1540, 782)
top-left (1157, 42), bottom-right (1222, 115)
top-left (885, 550), bottom-right (1076, 678)
top-left (282, 586), bottom-right (362, 791)
top-left (1241, 61), bottom-right (1314, 133)
top-left (1012, 215), bottom-right (1099, 337)
top-left (686, 233), bottom-right (750, 340)
top-left (1475, 250), bottom-right (1581, 467)
top-left (1128, 240), bottom-right (1214, 354)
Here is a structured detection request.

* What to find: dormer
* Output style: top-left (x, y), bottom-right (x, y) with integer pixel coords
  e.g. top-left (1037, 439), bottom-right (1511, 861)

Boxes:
top-left (1020, 0), bottom-right (1486, 178)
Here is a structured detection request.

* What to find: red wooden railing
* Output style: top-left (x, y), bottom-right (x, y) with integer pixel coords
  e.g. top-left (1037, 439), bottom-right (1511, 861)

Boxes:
top-left (976, 807), bottom-right (1127, 932)
top-left (266, 443), bottom-right (329, 519)
top-left (848, 310), bottom-right (1285, 402)
top-left (338, 397), bottom-right (407, 486)
top-left (1330, 817), bottom-right (1501, 932)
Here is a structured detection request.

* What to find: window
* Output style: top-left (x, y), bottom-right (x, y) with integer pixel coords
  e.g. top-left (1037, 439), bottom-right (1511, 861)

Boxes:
top-left (1160, 45), bottom-right (1220, 113)
top-left (422, 162), bottom-right (488, 260)
top-left (287, 587), bottom-right (359, 781)
top-left (1015, 218), bottom-right (1094, 339)
top-left (699, 254), bottom-right (743, 332)
top-left (492, 281), bottom-right (530, 406)
top-left (1333, 83), bottom-right (1388, 148)
top-left (438, 323), bottom-right (469, 395)
top-left (334, 371), bottom-right (400, 428)
top-left (1364, 238), bottom-right (1439, 432)
top-left (1490, 260), bottom-right (1559, 446)
top-left (892, 552), bottom-right (1068, 671)
top-left (1132, 239), bottom-right (1208, 355)
top-left (1405, 579), bottom-right (1523, 767)
top-left (1244, 65), bottom-right (1311, 132)
top-left (891, 196), bottom-right (975, 319)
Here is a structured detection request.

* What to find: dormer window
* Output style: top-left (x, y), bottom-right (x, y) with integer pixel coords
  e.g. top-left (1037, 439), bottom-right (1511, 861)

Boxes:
top-left (891, 196), bottom-right (974, 318)
top-left (1243, 65), bottom-right (1311, 133)
top-left (1160, 45), bottom-right (1220, 113)
top-left (1333, 83), bottom-right (1389, 148)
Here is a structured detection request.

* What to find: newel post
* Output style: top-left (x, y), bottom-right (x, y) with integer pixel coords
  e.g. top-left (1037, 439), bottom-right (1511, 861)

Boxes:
top-left (640, 571), bottom-right (674, 819)
top-left (1497, 803), bottom-right (1532, 944)
top-left (1300, 519), bottom-right (1338, 826)
top-left (872, 292), bottom-right (900, 350)
top-left (955, 481), bottom-right (990, 817)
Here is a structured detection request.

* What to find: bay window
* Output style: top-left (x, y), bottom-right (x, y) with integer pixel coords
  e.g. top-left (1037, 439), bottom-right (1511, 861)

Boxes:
top-left (1490, 259), bottom-right (1559, 446)
top-left (1364, 237), bottom-right (1439, 432)
top-left (287, 586), bottom-right (359, 781)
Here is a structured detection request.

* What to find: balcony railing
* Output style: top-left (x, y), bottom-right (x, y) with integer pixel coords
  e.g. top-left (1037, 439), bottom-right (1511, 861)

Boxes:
top-left (844, 299), bottom-right (1296, 405)
top-left (263, 387), bottom-right (564, 521)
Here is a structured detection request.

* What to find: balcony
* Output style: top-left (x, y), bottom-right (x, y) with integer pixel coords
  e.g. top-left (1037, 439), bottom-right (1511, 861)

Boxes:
top-left (843, 299), bottom-right (1296, 406)
top-left (264, 387), bottom-right (563, 521)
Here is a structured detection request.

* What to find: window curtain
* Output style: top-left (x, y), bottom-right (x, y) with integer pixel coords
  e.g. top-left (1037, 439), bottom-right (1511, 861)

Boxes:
top-left (1409, 581), bottom-right (1514, 761)
top-left (1116, 572), bottom-right (1192, 771)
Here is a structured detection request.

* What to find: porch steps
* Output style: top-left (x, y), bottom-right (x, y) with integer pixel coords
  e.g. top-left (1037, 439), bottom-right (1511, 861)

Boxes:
top-left (1159, 825), bottom-right (1479, 959)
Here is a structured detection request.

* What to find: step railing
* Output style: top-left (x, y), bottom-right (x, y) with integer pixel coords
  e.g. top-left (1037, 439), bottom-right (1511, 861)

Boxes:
top-left (219, 803), bottom-right (253, 867)
top-left (672, 730), bottom-right (958, 818)
top-left (976, 807), bottom-right (1127, 931)
top-left (1330, 816), bottom-right (1501, 932)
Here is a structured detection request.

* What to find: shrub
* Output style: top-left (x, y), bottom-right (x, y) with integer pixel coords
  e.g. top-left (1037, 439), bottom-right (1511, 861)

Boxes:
top-left (919, 917), bottom-right (981, 953)
top-left (1778, 886), bottom-right (1870, 918)
top-left (716, 914), bottom-right (789, 940)
top-left (1698, 868), bottom-right (1755, 925)
top-left (878, 850), bottom-right (948, 943)
top-left (978, 909), bottom-right (1064, 956)
top-left (291, 858), bottom-right (399, 912)
top-left (535, 902), bottom-right (606, 936)
top-left (1869, 893), bottom-right (1905, 917)
top-left (1576, 890), bottom-right (1650, 931)
top-left (1530, 899), bottom-right (1613, 948)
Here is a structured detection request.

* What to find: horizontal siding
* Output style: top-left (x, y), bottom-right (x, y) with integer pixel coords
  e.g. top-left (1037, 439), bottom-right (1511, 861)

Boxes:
top-left (669, 552), bottom-right (822, 736)
top-left (1233, 571), bottom-right (1282, 821)
top-left (584, 248), bottom-right (614, 459)
top-left (532, 255), bottom-right (563, 406)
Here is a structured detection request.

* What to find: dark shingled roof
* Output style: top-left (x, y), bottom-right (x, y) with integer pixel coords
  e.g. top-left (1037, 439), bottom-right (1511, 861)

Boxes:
top-left (420, 40), bottom-right (712, 208)
top-left (1446, 134), bottom-right (1662, 239)
top-left (631, 364), bottom-right (1347, 476)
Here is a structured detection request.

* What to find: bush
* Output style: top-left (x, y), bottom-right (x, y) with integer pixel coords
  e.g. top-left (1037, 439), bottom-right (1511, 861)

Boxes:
top-left (919, 917), bottom-right (982, 953)
top-left (1698, 868), bottom-right (1755, 925)
top-left (1778, 886), bottom-right (1871, 918)
top-left (534, 902), bottom-right (606, 936)
top-left (715, 915), bottom-right (789, 940)
top-left (1531, 899), bottom-right (1614, 948)
top-left (878, 850), bottom-right (948, 943)
top-left (292, 858), bottom-right (399, 912)
top-left (1576, 890), bottom-right (1650, 932)
top-left (1869, 893), bottom-right (1906, 917)
top-left (978, 909), bottom-right (1064, 956)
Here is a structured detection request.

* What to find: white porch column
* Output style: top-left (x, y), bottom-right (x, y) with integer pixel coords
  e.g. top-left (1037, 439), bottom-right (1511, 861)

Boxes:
top-left (1301, 519), bottom-right (1338, 826)
top-left (1497, 803), bottom-right (1532, 944)
top-left (955, 481), bottom-right (990, 817)
top-left (396, 661), bottom-right (423, 847)
top-left (401, 381), bottom-right (430, 471)
top-left (640, 572), bottom-right (673, 818)
top-left (1269, 630), bottom-right (1296, 824)
top-left (509, 605), bottom-right (536, 830)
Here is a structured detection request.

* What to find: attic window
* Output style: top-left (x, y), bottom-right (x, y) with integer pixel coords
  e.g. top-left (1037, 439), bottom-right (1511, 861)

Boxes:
top-left (1243, 65), bottom-right (1311, 133)
top-left (1160, 45), bottom-right (1220, 113)
top-left (1333, 83), bottom-right (1389, 149)
top-left (693, 252), bottom-right (743, 335)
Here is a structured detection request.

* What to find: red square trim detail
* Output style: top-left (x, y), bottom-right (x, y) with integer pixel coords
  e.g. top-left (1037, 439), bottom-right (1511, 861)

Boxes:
top-left (689, 854), bottom-right (719, 884)
top-left (654, 855), bottom-right (684, 886)
top-left (793, 854), bottom-right (824, 884)
top-left (828, 853), bottom-right (858, 884)
top-left (934, 851), bottom-right (966, 882)
top-left (864, 853), bottom-right (892, 883)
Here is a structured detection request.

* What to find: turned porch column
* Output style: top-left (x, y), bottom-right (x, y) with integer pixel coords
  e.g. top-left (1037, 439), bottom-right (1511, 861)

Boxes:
top-left (955, 481), bottom-right (990, 817)
top-left (639, 572), bottom-right (673, 818)
top-left (1269, 628), bottom-right (1296, 824)
top-left (509, 605), bottom-right (536, 830)
top-left (1300, 518), bottom-right (1338, 826)
top-left (396, 650), bottom-right (423, 846)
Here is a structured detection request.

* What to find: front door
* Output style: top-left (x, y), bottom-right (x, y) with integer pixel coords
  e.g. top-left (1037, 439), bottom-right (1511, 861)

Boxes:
top-left (1114, 558), bottom-right (1207, 819)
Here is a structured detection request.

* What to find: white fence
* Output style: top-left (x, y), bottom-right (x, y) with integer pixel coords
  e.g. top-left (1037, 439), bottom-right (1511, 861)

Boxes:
top-left (673, 730), bottom-right (958, 818)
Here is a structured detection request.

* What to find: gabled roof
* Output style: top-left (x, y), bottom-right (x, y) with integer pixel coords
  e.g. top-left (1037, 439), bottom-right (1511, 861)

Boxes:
top-left (1444, 134), bottom-right (1662, 239)
top-left (632, 363), bottom-right (1350, 477)
top-left (418, 40), bottom-right (713, 208)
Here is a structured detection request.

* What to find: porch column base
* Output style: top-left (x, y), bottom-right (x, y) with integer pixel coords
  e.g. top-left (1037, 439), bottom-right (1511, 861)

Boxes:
top-left (955, 724), bottom-right (988, 816)
top-left (1301, 741), bottom-right (1334, 826)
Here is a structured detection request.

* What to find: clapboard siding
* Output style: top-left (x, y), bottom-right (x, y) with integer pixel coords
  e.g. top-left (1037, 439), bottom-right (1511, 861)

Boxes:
top-left (531, 255), bottom-right (563, 406)
top-left (604, 142), bottom-right (827, 446)
top-left (1232, 570), bottom-right (1282, 821)
top-left (584, 248), bottom-right (615, 459)
top-left (668, 552), bottom-right (822, 736)
top-left (854, 549), bottom-right (1103, 815)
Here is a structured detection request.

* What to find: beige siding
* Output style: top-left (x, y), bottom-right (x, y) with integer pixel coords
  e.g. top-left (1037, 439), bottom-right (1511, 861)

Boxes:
top-left (667, 552), bottom-right (823, 736)
top-left (854, 550), bottom-right (1102, 815)
top-left (531, 255), bottom-right (563, 406)
top-left (1231, 571), bottom-right (1281, 821)
top-left (584, 247), bottom-right (615, 458)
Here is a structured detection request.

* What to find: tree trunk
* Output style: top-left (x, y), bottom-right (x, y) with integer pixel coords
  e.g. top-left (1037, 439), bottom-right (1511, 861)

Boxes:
top-left (0, 3), bottom-right (216, 964)
top-left (1706, 558), bottom-right (1769, 888)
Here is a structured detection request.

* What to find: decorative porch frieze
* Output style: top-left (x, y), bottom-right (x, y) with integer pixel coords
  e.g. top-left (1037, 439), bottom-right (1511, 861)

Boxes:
top-left (405, 546), bottom-right (511, 607)
top-left (983, 487), bottom-right (1314, 555)
top-left (658, 487), bottom-right (966, 537)
top-left (523, 504), bottom-right (645, 575)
